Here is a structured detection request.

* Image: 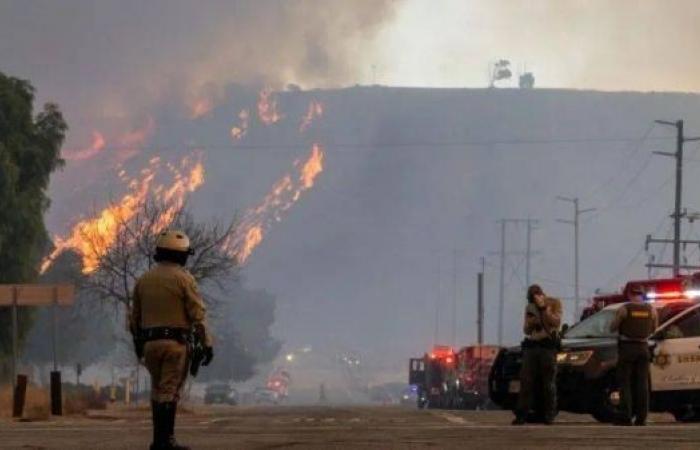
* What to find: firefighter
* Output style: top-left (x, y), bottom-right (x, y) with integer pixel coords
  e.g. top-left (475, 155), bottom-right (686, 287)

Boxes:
top-left (512, 284), bottom-right (562, 425)
top-left (609, 287), bottom-right (657, 426)
top-left (130, 230), bottom-right (214, 450)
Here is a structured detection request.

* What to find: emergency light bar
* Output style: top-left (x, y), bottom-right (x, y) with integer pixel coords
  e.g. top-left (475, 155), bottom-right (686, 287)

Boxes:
top-left (645, 291), bottom-right (683, 300)
top-left (645, 290), bottom-right (700, 301)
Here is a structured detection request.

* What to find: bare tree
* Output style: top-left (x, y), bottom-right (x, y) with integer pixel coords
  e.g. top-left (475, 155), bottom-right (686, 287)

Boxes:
top-left (80, 197), bottom-right (239, 311)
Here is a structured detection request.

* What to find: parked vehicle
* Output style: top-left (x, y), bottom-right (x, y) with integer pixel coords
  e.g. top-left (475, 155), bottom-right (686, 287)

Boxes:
top-left (490, 298), bottom-right (700, 422)
top-left (409, 344), bottom-right (499, 409)
top-left (204, 383), bottom-right (239, 405)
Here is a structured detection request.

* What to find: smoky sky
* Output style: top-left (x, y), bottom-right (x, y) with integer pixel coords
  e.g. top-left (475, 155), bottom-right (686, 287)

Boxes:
top-left (4, 1), bottom-right (700, 387)
top-left (0, 0), bottom-right (396, 138)
top-left (492, 0), bottom-right (700, 92)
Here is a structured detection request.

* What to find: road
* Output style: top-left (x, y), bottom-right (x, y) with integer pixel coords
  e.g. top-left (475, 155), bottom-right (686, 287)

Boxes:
top-left (2, 405), bottom-right (700, 449)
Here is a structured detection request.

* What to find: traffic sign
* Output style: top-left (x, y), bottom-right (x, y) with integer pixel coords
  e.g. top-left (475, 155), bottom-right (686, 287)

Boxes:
top-left (0, 284), bottom-right (75, 306)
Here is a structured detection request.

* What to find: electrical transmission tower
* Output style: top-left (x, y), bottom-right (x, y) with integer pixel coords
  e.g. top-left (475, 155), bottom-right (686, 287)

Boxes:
top-left (646, 120), bottom-right (700, 276)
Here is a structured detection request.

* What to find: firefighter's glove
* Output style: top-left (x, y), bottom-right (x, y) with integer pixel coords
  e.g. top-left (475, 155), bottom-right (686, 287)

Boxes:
top-left (203, 346), bottom-right (214, 366)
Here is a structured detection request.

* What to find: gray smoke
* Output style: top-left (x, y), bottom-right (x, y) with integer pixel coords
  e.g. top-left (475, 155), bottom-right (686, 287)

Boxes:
top-left (0, 0), bottom-right (397, 136)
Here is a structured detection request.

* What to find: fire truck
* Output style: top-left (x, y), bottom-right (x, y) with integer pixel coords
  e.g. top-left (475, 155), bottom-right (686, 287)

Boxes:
top-left (455, 345), bottom-right (500, 409)
top-left (261, 368), bottom-right (291, 403)
top-left (409, 344), bottom-right (499, 409)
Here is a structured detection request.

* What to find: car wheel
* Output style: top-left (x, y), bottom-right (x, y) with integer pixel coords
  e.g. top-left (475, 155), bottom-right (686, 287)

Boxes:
top-left (591, 389), bottom-right (617, 423)
top-left (591, 382), bottom-right (618, 423)
top-left (672, 407), bottom-right (700, 422)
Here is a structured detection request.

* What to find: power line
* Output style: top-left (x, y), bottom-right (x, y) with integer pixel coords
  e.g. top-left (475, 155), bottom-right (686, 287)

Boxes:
top-left (62, 135), bottom-right (676, 154)
top-left (583, 123), bottom-right (656, 201)
top-left (601, 216), bottom-right (669, 290)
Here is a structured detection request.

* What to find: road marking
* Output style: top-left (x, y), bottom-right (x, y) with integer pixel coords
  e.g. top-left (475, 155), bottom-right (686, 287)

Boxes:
top-left (429, 411), bottom-right (477, 425)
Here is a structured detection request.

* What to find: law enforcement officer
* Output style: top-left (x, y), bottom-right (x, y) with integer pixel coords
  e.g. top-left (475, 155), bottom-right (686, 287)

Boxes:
top-left (130, 230), bottom-right (214, 450)
top-left (609, 287), bottom-right (657, 426)
top-left (512, 284), bottom-right (562, 425)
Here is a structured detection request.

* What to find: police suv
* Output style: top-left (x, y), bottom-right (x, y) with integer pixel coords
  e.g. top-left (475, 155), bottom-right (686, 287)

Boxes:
top-left (489, 297), bottom-right (700, 422)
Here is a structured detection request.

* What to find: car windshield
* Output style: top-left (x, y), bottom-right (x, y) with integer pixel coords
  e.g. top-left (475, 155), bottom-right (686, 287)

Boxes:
top-left (657, 302), bottom-right (694, 324)
top-left (564, 309), bottom-right (618, 339)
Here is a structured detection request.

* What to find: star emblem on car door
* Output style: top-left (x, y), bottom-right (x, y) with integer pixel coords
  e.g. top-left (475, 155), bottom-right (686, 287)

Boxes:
top-left (653, 351), bottom-right (671, 370)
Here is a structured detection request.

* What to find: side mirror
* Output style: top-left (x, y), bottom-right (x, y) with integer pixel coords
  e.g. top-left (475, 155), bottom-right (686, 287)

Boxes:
top-left (651, 331), bottom-right (665, 341)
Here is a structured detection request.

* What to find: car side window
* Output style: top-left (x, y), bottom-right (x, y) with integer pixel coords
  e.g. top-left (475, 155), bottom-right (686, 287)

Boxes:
top-left (664, 310), bottom-right (700, 339)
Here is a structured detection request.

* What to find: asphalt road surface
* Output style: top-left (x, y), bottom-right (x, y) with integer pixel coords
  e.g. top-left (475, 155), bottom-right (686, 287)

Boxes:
top-left (2, 405), bottom-right (700, 449)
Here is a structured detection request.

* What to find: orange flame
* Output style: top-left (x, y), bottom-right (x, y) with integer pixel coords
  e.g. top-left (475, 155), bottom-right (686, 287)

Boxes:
top-left (230, 109), bottom-right (250, 141)
top-left (236, 226), bottom-right (264, 264)
top-left (64, 131), bottom-right (106, 161)
top-left (257, 88), bottom-right (283, 125)
top-left (299, 100), bottom-right (324, 133)
top-left (225, 144), bottom-right (325, 264)
top-left (190, 98), bottom-right (214, 119)
top-left (300, 144), bottom-right (324, 189)
top-left (40, 154), bottom-right (205, 274)
top-left (115, 117), bottom-right (156, 163)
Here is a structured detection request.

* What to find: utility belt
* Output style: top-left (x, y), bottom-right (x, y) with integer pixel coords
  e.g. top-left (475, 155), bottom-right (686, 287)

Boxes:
top-left (140, 327), bottom-right (191, 344)
top-left (522, 335), bottom-right (559, 350)
top-left (618, 336), bottom-right (648, 345)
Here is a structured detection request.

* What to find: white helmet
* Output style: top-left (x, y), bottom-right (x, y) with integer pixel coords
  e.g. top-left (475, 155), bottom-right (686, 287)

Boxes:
top-left (155, 230), bottom-right (193, 254)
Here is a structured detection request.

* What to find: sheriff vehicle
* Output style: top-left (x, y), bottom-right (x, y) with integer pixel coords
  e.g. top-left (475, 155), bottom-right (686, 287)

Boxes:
top-left (490, 288), bottom-right (700, 422)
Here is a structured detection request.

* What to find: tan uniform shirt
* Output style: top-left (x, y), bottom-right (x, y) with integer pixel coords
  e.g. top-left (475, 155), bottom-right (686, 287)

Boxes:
top-left (130, 262), bottom-right (212, 346)
top-left (523, 297), bottom-right (562, 340)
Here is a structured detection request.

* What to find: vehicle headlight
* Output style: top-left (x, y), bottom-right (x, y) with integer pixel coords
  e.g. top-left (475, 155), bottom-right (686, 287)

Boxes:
top-left (556, 350), bottom-right (593, 366)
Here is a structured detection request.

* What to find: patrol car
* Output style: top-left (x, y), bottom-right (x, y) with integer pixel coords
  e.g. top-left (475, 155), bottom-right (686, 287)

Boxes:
top-left (489, 297), bottom-right (700, 422)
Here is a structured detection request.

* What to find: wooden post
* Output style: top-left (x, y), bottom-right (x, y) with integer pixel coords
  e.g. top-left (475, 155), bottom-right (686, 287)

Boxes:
top-left (11, 286), bottom-right (18, 390)
top-left (124, 378), bottom-right (131, 405)
top-left (50, 370), bottom-right (63, 416)
top-left (12, 374), bottom-right (27, 418)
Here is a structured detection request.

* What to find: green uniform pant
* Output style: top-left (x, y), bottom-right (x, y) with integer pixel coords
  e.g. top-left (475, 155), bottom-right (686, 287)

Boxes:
top-left (144, 339), bottom-right (189, 403)
top-left (517, 345), bottom-right (557, 418)
top-left (617, 341), bottom-right (650, 423)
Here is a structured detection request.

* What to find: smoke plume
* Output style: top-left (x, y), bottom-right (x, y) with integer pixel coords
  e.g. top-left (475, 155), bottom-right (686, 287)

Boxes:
top-left (0, 0), bottom-right (396, 135)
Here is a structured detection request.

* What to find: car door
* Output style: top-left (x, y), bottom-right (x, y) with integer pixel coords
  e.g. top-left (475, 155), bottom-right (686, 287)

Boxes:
top-left (409, 358), bottom-right (425, 385)
top-left (650, 306), bottom-right (700, 392)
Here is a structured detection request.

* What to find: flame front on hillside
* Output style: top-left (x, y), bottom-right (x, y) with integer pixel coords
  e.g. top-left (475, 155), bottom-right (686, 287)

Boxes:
top-left (258, 88), bottom-right (283, 125)
top-left (230, 109), bottom-right (250, 141)
top-left (299, 100), bottom-right (323, 133)
top-left (225, 144), bottom-right (325, 264)
top-left (190, 98), bottom-right (214, 119)
top-left (40, 154), bottom-right (205, 274)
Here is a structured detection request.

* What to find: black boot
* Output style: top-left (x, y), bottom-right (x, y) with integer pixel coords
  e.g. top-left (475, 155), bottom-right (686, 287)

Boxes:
top-left (150, 402), bottom-right (169, 450)
top-left (163, 402), bottom-right (190, 450)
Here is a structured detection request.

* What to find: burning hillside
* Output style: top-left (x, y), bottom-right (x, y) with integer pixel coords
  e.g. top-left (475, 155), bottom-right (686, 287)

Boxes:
top-left (44, 89), bottom-right (327, 274)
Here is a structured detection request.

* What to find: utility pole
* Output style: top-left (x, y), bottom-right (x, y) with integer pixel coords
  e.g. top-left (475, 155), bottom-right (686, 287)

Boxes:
top-left (525, 219), bottom-right (537, 287)
top-left (433, 258), bottom-right (440, 345)
top-left (477, 257), bottom-right (485, 345)
top-left (498, 220), bottom-right (506, 346)
top-left (557, 197), bottom-right (596, 318)
top-left (650, 120), bottom-right (700, 276)
top-left (496, 219), bottom-right (539, 345)
top-left (452, 249), bottom-right (458, 347)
